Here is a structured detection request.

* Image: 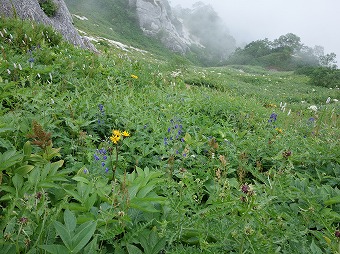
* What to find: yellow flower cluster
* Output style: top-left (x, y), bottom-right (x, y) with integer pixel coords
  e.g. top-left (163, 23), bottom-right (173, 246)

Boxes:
top-left (131, 74), bottom-right (138, 79)
top-left (110, 129), bottom-right (130, 144)
top-left (275, 128), bottom-right (283, 134)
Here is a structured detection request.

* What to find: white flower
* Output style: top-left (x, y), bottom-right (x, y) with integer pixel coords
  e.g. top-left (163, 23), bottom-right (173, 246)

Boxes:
top-left (326, 97), bottom-right (331, 104)
top-left (308, 105), bottom-right (318, 112)
top-left (333, 99), bottom-right (338, 102)
top-left (7, 69), bottom-right (11, 74)
top-left (287, 109), bottom-right (291, 116)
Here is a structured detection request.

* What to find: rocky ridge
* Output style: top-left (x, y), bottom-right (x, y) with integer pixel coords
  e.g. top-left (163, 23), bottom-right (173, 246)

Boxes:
top-left (0, 0), bottom-right (96, 51)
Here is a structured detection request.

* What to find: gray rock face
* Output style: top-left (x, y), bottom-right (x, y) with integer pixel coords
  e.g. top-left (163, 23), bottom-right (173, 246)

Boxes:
top-left (0, 0), bottom-right (97, 51)
top-left (129, 0), bottom-right (195, 53)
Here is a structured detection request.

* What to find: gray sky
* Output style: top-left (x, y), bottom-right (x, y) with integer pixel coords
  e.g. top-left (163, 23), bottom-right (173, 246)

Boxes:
top-left (169, 0), bottom-right (340, 64)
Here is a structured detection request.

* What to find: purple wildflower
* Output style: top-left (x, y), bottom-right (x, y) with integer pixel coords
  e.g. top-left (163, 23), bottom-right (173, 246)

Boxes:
top-left (268, 113), bottom-right (277, 123)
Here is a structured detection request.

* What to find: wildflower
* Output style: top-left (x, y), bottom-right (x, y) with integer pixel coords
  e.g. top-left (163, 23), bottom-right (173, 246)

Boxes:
top-left (83, 169), bottom-right (88, 174)
top-left (131, 74), bottom-right (138, 79)
top-left (110, 135), bottom-right (121, 144)
top-left (287, 109), bottom-right (291, 116)
top-left (122, 130), bottom-right (130, 137)
top-left (105, 168), bottom-right (109, 173)
top-left (282, 150), bottom-right (292, 158)
top-left (94, 154), bottom-right (100, 161)
top-left (241, 184), bottom-right (254, 196)
top-left (19, 217), bottom-right (28, 225)
top-left (98, 104), bottom-right (104, 113)
top-left (308, 117), bottom-right (315, 123)
top-left (112, 130), bottom-right (121, 137)
top-left (275, 128), bottom-right (283, 134)
top-left (36, 192), bottom-right (42, 199)
top-left (308, 105), bottom-right (317, 112)
top-left (241, 184), bottom-right (250, 194)
top-left (7, 69), bottom-right (11, 74)
top-left (326, 97), bottom-right (331, 104)
top-left (335, 230), bottom-right (340, 238)
top-left (268, 113), bottom-right (277, 123)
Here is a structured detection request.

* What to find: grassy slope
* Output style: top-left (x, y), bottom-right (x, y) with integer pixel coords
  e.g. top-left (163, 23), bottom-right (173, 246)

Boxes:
top-left (64, 0), bottom-right (178, 59)
top-left (0, 16), bottom-right (340, 253)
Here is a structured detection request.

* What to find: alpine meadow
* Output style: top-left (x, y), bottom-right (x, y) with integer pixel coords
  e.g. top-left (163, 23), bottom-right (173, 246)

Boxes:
top-left (0, 1), bottom-right (339, 254)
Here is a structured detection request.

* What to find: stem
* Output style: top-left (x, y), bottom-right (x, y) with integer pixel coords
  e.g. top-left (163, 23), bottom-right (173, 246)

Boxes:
top-left (113, 144), bottom-right (118, 179)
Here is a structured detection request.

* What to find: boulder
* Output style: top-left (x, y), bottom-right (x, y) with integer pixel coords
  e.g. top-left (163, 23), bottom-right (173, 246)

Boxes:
top-left (0, 0), bottom-right (97, 51)
top-left (129, 0), bottom-right (195, 53)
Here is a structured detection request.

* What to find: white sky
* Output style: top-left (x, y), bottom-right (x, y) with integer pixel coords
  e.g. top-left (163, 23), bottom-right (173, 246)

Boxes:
top-left (169, 0), bottom-right (340, 64)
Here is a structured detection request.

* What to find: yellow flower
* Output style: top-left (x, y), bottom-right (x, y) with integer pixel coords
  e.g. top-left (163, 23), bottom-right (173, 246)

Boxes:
top-left (122, 130), bottom-right (130, 137)
top-left (131, 74), bottom-right (138, 79)
top-left (275, 128), bottom-right (283, 134)
top-left (112, 130), bottom-right (121, 137)
top-left (110, 135), bottom-right (121, 144)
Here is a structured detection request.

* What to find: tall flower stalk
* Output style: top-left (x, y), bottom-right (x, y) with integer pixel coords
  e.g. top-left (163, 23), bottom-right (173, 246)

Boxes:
top-left (109, 129), bottom-right (130, 178)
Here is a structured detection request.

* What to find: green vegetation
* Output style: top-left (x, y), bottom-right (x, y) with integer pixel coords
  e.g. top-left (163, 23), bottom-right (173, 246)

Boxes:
top-left (0, 17), bottom-right (340, 254)
top-left (38, 0), bottom-right (59, 17)
top-left (228, 33), bottom-right (337, 71)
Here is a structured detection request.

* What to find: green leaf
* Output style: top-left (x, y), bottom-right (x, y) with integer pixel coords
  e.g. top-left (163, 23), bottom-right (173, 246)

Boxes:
top-left (12, 173), bottom-right (23, 191)
top-left (324, 195), bottom-right (340, 205)
top-left (126, 244), bottom-right (143, 254)
top-left (72, 176), bottom-right (90, 184)
top-left (15, 165), bottom-right (34, 175)
top-left (310, 239), bottom-right (323, 254)
top-left (23, 141), bottom-right (32, 157)
top-left (0, 243), bottom-right (16, 254)
top-left (39, 244), bottom-right (70, 254)
top-left (71, 220), bottom-right (97, 253)
top-left (64, 209), bottom-right (77, 233)
top-left (54, 221), bottom-right (72, 250)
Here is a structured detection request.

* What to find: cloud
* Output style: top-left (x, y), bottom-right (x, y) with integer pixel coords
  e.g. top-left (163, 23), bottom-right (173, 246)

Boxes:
top-left (169, 0), bottom-right (340, 64)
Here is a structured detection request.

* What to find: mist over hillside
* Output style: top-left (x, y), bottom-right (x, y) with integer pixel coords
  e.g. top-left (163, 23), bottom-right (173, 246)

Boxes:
top-left (64, 0), bottom-right (236, 66)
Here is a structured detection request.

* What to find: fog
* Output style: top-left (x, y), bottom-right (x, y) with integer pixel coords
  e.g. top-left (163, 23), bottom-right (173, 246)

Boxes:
top-left (169, 0), bottom-right (340, 65)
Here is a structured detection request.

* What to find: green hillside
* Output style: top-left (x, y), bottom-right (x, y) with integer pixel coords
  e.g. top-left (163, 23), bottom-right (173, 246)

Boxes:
top-left (0, 16), bottom-right (340, 254)
top-left (64, 0), bottom-right (176, 58)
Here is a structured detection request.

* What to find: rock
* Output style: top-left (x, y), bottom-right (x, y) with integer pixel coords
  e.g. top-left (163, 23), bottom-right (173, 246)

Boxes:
top-left (129, 0), bottom-right (196, 53)
top-left (0, 0), bottom-right (97, 52)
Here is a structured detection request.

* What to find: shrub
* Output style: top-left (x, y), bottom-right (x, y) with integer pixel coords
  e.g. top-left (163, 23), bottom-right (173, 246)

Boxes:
top-left (39, 0), bottom-right (58, 17)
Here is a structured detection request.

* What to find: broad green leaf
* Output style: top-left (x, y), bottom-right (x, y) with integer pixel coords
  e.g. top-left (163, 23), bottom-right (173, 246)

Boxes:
top-left (64, 209), bottom-right (77, 233)
top-left (12, 173), bottom-right (23, 191)
top-left (71, 220), bottom-right (97, 253)
top-left (0, 243), bottom-right (16, 254)
top-left (72, 176), bottom-right (90, 184)
top-left (310, 239), bottom-right (323, 254)
top-left (54, 221), bottom-right (72, 250)
top-left (39, 244), bottom-right (70, 254)
top-left (324, 195), bottom-right (340, 205)
top-left (15, 165), bottom-right (34, 175)
top-left (23, 141), bottom-right (32, 157)
top-left (126, 244), bottom-right (143, 254)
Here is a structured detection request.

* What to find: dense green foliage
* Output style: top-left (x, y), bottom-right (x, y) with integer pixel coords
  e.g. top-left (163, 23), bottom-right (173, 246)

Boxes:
top-left (38, 0), bottom-right (59, 17)
top-left (227, 33), bottom-right (337, 71)
top-left (296, 66), bottom-right (340, 88)
top-left (0, 17), bottom-right (340, 254)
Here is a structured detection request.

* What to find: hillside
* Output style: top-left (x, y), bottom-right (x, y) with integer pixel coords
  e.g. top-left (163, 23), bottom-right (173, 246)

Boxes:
top-left (0, 16), bottom-right (340, 254)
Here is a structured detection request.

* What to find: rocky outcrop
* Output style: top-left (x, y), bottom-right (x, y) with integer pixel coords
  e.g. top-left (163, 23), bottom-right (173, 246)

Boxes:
top-left (0, 0), bottom-right (96, 51)
top-left (129, 0), bottom-right (197, 53)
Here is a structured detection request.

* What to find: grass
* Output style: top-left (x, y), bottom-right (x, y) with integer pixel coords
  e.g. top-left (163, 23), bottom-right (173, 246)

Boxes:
top-left (0, 17), bottom-right (339, 254)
